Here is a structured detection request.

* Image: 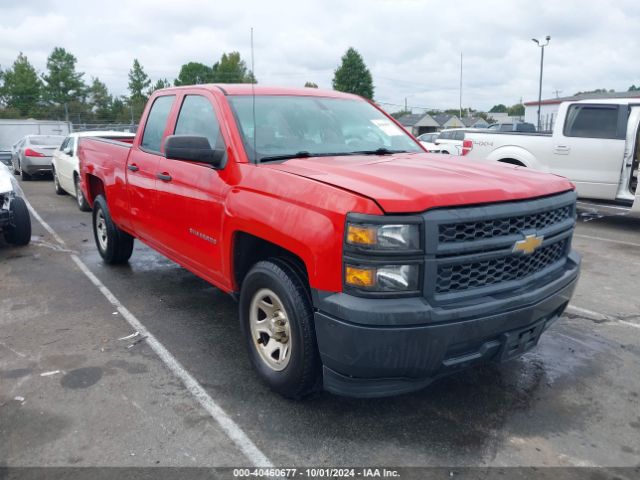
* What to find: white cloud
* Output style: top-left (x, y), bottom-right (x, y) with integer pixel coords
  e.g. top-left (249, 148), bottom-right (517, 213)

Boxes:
top-left (0, 0), bottom-right (638, 111)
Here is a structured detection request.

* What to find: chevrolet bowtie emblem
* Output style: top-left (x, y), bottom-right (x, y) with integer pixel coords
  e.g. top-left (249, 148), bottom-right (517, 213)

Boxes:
top-left (513, 234), bottom-right (544, 255)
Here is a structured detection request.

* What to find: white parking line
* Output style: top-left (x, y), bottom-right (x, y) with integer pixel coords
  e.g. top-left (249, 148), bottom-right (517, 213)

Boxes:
top-left (574, 233), bottom-right (640, 249)
top-left (23, 197), bottom-right (274, 468)
top-left (565, 305), bottom-right (640, 329)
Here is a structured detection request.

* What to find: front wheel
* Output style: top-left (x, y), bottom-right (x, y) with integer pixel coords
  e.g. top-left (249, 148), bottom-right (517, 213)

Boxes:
top-left (239, 259), bottom-right (321, 399)
top-left (75, 175), bottom-right (91, 212)
top-left (92, 195), bottom-right (134, 264)
top-left (53, 167), bottom-right (66, 195)
top-left (4, 197), bottom-right (31, 246)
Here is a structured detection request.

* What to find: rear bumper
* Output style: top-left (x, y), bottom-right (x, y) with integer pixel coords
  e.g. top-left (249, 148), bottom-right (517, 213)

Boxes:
top-left (314, 252), bottom-right (580, 398)
top-left (22, 157), bottom-right (52, 174)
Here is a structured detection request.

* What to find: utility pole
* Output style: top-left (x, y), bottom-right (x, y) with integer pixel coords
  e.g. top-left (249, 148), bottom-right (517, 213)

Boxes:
top-left (553, 89), bottom-right (562, 98)
top-left (459, 52), bottom-right (463, 119)
top-left (532, 36), bottom-right (551, 131)
top-left (64, 102), bottom-right (69, 123)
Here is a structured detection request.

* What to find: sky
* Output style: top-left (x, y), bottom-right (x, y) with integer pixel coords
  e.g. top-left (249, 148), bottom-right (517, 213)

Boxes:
top-left (0, 0), bottom-right (639, 113)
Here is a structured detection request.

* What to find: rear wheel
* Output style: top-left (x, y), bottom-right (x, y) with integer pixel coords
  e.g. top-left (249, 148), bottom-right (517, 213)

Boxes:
top-left (239, 259), bottom-right (321, 399)
top-left (75, 174), bottom-right (91, 212)
top-left (92, 195), bottom-right (134, 264)
top-left (20, 163), bottom-right (31, 181)
top-left (53, 167), bottom-right (66, 195)
top-left (4, 197), bottom-right (31, 246)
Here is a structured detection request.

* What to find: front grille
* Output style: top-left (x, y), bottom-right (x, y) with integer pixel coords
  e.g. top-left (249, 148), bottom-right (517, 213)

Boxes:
top-left (439, 205), bottom-right (572, 243)
top-left (423, 191), bottom-right (577, 302)
top-left (436, 239), bottom-right (568, 294)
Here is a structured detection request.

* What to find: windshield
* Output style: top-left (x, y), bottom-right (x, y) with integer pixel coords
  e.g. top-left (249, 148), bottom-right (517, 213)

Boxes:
top-left (29, 135), bottom-right (65, 146)
top-left (228, 95), bottom-right (423, 162)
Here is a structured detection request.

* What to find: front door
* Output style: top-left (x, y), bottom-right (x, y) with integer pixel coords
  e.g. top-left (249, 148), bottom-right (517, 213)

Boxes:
top-left (154, 93), bottom-right (229, 284)
top-left (126, 94), bottom-right (176, 240)
top-left (550, 103), bottom-right (627, 200)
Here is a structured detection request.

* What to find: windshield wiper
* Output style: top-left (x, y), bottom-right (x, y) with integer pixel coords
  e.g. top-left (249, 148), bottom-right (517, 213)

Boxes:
top-left (259, 151), bottom-right (313, 162)
top-left (349, 148), bottom-right (409, 155)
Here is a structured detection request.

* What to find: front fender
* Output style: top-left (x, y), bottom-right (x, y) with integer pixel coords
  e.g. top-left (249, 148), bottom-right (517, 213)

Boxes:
top-left (222, 166), bottom-right (382, 292)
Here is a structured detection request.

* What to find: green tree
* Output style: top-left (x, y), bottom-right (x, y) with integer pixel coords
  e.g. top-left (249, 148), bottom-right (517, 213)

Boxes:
top-left (42, 47), bottom-right (86, 113)
top-left (128, 59), bottom-right (151, 120)
top-left (304, 81), bottom-right (318, 88)
top-left (0, 53), bottom-right (42, 117)
top-left (212, 52), bottom-right (255, 83)
top-left (489, 104), bottom-right (507, 113)
top-left (507, 103), bottom-right (525, 116)
top-left (148, 78), bottom-right (171, 96)
top-left (87, 77), bottom-right (112, 122)
top-left (110, 96), bottom-right (132, 124)
top-left (332, 47), bottom-right (374, 100)
top-left (629, 85), bottom-right (639, 92)
top-left (174, 62), bottom-right (213, 86)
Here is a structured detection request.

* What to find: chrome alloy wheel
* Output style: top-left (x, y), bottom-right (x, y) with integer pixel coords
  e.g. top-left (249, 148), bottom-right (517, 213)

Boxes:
top-left (249, 288), bottom-right (292, 371)
top-left (96, 209), bottom-right (108, 251)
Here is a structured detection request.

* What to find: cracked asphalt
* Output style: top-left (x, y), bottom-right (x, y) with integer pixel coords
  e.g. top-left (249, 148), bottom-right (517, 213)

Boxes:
top-left (1, 177), bottom-right (639, 470)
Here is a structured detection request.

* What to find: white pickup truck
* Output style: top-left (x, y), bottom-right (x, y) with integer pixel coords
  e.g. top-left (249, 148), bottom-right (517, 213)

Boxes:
top-left (463, 98), bottom-right (640, 217)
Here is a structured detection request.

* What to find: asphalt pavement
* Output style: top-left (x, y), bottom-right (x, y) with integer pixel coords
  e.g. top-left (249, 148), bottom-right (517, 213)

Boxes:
top-left (1, 177), bottom-right (639, 470)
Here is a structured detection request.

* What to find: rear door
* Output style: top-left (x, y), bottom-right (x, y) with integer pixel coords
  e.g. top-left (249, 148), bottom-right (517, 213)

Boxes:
top-left (551, 103), bottom-right (627, 200)
top-left (126, 95), bottom-right (176, 240)
top-left (154, 93), bottom-right (229, 283)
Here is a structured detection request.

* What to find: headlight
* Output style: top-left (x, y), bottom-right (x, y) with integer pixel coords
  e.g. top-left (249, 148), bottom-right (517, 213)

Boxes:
top-left (346, 222), bottom-right (420, 251)
top-left (345, 264), bottom-right (420, 292)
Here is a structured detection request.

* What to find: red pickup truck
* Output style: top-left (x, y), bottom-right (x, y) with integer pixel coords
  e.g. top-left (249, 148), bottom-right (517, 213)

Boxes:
top-left (78, 85), bottom-right (580, 399)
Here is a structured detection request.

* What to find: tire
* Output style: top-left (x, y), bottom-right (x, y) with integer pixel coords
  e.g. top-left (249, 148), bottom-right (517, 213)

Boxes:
top-left (20, 163), bottom-right (31, 181)
top-left (74, 174), bottom-right (91, 212)
top-left (13, 161), bottom-right (19, 175)
top-left (92, 195), bottom-right (134, 264)
top-left (4, 197), bottom-right (31, 246)
top-left (239, 259), bottom-right (321, 399)
top-left (53, 167), bottom-right (66, 195)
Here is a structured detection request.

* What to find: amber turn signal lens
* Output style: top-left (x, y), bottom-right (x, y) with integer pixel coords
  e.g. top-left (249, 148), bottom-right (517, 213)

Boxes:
top-left (345, 265), bottom-right (375, 288)
top-left (346, 224), bottom-right (377, 246)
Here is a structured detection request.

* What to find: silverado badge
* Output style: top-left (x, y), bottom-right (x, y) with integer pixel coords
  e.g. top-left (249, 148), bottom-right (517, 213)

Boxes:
top-left (513, 234), bottom-right (544, 255)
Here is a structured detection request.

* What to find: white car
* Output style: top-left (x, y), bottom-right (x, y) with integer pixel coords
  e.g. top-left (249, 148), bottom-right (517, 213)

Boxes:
top-left (429, 128), bottom-right (475, 155)
top-left (0, 163), bottom-right (31, 246)
top-left (52, 131), bottom-right (135, 211)
top-left (416, 132), bottom-right (439, 151)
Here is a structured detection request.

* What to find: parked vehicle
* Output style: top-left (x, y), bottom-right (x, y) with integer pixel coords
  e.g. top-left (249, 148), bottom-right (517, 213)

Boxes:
top-left (12, 135), bottom-right (65, 180)
top-left (0, 163), bottom-right (31, 245)
top-left (416, 132), bottom-right (439, 151)
top-left (52, 131), bottom-right (135, 211)
top-left (464, 99), bottom-right (640, 217)
top-left (430, 128), bottom-right (474, 155)
top-left (0, 146), bottom-right (11, 166)
top-left (487, 122), bottom-right (536, 133)
top-left (79, 85), bottom-right (580, 399)
top-left (0, 119), bottom-right (71, 153)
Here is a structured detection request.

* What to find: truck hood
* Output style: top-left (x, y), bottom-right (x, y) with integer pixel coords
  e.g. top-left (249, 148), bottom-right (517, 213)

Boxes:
top-left (266, 153), bottom-right (574, 213)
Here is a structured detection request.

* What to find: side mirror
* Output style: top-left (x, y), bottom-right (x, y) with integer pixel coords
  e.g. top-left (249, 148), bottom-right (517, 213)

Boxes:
top-left (63, 147), bottom-right (72, 155)
top-left (164, 135), bottom-right (225, 169)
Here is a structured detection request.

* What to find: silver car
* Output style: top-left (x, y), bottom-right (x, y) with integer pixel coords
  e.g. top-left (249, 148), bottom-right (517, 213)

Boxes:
top-left (12, 135), bottom-right (65, 180)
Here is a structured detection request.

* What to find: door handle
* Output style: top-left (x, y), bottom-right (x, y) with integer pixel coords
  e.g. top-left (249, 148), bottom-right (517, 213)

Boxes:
top-left (554, 145), bottom-right (571, 155)
top-left (127, 164), bottom-right (139, 172)
top-left (156, 172), bottom-right (172, 182)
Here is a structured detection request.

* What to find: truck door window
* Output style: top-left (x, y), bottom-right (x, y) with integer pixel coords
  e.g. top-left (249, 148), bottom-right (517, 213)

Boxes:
top-left (174, 95), bottom-right (225, 151)
top-left (141, 95), bottom-right (176, 153)
top-left (563, 104), bottom-right (620, 139)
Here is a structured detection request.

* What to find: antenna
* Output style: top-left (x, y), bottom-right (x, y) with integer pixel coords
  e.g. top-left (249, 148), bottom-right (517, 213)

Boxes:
top-left (251, 27), bottom-right (257, 163)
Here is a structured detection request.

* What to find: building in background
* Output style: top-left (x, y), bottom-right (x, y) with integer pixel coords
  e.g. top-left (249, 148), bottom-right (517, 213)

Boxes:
top-left (0, 119), bottom-right (72, 149)
top-left (396, 113), bottom-right (440, 136)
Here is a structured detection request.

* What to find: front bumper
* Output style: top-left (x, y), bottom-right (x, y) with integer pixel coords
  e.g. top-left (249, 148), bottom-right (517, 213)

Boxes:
top-left (313, 252), bottom-right (580, 398)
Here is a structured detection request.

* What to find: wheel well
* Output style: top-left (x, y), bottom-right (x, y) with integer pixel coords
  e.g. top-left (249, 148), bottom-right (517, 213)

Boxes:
top-left (233, 232), bottom-right (309, 292)
top-left (498, 158), bottom-right (526, 167)
top-left (86, 174), bottom-right (105, 204)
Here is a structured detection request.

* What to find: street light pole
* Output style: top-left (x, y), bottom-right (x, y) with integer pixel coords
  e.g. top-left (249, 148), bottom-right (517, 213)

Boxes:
top-left (532, 36), bottom-right (550, 131)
